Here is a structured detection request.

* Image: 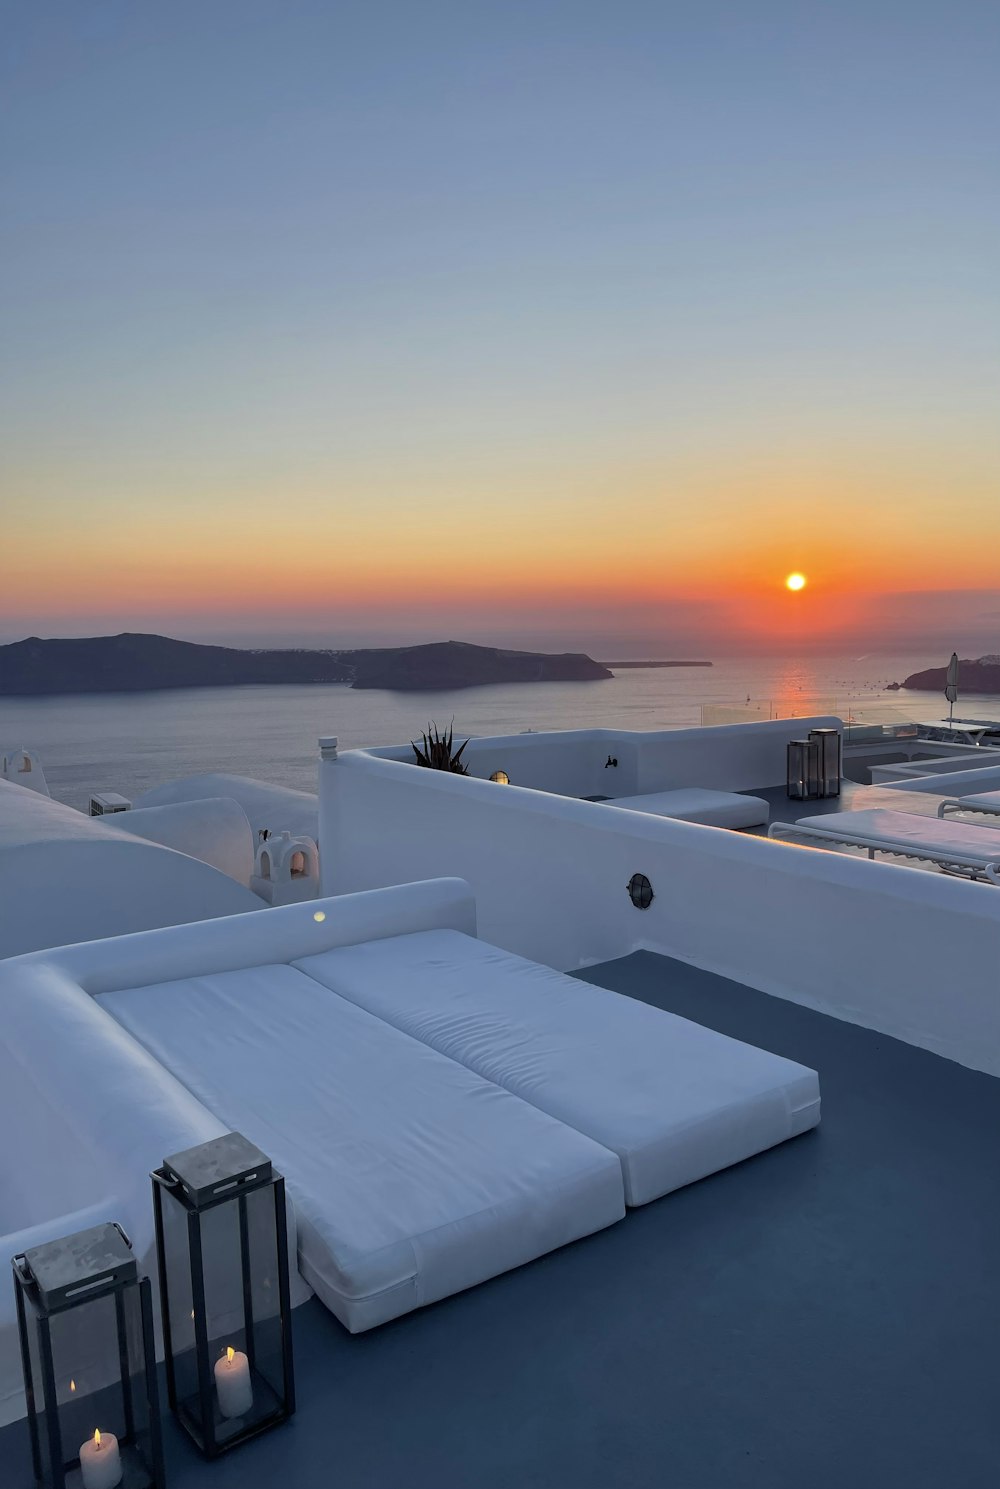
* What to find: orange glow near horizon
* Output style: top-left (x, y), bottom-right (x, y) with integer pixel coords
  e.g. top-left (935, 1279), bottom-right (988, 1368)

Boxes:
top-left (3, 445), bottom-right (1000, 651)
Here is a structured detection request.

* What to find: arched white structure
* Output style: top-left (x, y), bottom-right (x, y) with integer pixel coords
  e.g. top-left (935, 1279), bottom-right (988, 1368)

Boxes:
top-left (0, 745), bottom-right (50, 797)
top-left (0, 781), bottom-right (260, 959)
top-left (111, 797), bottom-right (255, 885)
top-left (251, 829), bottom-right (320, 904)
top-left (135, 773), bottom-right (318, 842)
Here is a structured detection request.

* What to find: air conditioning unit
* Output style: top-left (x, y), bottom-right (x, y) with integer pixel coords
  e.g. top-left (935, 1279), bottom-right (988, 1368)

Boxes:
top-left (90, 792), bottom-right (132, 817)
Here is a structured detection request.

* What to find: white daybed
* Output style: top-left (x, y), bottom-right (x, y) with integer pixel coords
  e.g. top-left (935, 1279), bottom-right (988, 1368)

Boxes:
top-left (0, 879), bottom-right (819, 1421)
top-left (98, 963), bottom-right (625, 1333)
top-left (296, 930), bottom-right (817, 1206)
top-left (607, 788), bottom-right (769, 830)
top-left (769, 809), bottom-right (1000, 882)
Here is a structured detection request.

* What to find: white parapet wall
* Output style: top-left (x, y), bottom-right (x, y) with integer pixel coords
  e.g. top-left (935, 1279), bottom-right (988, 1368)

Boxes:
top-left (321, 733), bottom-right (1000, 1079)
top-left (366, 716), bottom-right (842, 800)
top-left (872, 754), bottom-right (1000, 785)
top-left (882, 764), bottom-right (1000, 796)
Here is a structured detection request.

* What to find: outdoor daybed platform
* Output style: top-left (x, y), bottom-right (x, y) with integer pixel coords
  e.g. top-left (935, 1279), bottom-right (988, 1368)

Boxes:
top-left (98, 964), bottom-right (626, 1333)
top-left (3, 948), bottom-right (995, 1489)
top-left (0, 881), bottom-right (819, 1425)
top-left (98, 925), bottom-right (816, 1325)
top-left (607, 787), bottom-right (769, 829)
top-left (297, 930), bottom-right (816, 1205)
top-left (770, 808), bottom-right (1000, 881)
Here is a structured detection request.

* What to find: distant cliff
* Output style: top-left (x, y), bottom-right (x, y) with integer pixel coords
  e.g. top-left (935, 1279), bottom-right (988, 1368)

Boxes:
top-left (340, 640), bottom-right (609, 690)
top-left (0, 633), bottom-right (612, 696)
top-left (901, 656), bottom-right (1000, 694)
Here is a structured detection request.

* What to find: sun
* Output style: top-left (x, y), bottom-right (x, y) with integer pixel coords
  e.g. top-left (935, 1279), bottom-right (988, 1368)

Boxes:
top-left (785, 572), bottom-right (807, 592)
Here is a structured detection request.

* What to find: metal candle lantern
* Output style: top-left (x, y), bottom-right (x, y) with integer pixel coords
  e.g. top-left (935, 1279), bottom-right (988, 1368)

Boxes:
top-left (151, 1132), bottom-right (294, 1459)
top-left (786, 739), bottom-right (821, 800)
top-left (12, 1222), bottom-right (165, 1489)
top-left (808, 728), bottom-right (842, 799)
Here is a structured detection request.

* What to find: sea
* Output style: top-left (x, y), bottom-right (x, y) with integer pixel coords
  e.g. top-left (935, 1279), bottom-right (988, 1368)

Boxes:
top-left (4, 652), bottom-right (1000, 814)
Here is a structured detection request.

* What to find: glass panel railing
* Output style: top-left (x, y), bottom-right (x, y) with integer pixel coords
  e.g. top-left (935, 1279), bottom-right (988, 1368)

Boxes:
top-left (700, 698), bottom-right (923, 738)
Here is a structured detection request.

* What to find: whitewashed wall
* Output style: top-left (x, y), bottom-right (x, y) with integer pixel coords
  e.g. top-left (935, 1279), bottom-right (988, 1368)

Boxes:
top-left (872, 754), bottom-right (1000, 784)
top-left (367, 731), bottom-right (640, 797)
top-left (322, 747), bottom-right (1000, 1078)
top-left (882, 764), bottom-right (1000, 796)
top-left (113, 797), bottom-right (254, 884)
top-left (367, 716), bottom-right (840, 800)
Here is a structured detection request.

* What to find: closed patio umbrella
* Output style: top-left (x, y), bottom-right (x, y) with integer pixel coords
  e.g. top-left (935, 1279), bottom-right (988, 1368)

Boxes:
top-left (945, 652), bottom-right (959, 725)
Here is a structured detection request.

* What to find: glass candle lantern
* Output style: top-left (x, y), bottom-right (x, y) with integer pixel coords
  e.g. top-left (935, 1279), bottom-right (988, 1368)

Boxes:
top-left (808, 727), bottom-right (843, 799)
top-left (786, 739), bottom-right (821, 800)
top-left (151, 1132), bottom-right (294, 1459)
top-left (12, 1222), bottom-right (165, 1489)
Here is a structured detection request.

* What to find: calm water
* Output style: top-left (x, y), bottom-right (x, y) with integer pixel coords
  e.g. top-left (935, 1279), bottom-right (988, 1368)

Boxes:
top-left (3, 654), bottom-right (999, 812)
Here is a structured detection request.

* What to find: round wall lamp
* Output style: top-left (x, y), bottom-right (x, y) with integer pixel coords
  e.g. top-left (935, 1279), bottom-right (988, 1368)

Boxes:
top-left (627, 873), bottom-right (654, 910)
top-left (489, 770), bottom-right (510, 784)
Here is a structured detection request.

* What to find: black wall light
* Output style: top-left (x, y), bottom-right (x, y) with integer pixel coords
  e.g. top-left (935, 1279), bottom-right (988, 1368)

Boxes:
top-left (627, 873), bottom-right (654, 909)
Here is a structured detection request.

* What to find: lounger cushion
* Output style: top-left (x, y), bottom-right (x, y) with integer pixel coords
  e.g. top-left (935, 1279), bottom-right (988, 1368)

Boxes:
top-left (793, 809), bottom-right (1000, 867)
top-left (294, 931), bottom-right (819, 1206)
top-left (97, 966), bottom-right (625, 1332)
top-left (607, 788), bottom-right (769, 829)
top-left (942, 792), bottom-right (1000, 818)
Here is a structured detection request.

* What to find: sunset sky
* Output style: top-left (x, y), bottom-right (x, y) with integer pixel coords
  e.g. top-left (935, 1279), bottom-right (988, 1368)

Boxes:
top-left (2, 1), bottom-right (998, 656)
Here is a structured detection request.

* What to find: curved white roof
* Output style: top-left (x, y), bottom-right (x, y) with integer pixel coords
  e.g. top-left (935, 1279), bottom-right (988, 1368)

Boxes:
top-left (135, 771), bottom-right (318, 841)
top-left (0, 781), bottom-right (260, 958)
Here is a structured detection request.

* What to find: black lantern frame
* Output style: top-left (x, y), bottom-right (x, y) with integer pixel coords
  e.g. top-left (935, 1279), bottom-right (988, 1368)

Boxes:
top-left (151, 1132), bottom-right (294, 1459)
top-left (12, 1221), bottom-right (165, 1489)
top-left (786, 738), bottom-right (821, 801)
top-left (808, 727), bottom-right (842, 799)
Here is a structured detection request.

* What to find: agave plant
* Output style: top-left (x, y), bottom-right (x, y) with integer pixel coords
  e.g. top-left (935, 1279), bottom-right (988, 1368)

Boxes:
top-left (411, 721), bottom-right (471, 774)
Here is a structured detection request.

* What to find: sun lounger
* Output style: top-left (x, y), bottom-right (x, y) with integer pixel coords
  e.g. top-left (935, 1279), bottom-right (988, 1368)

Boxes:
top-left (606, 788), bottom-right (769, 829)
top-left (939, 792), bottom-right (1000, 822)
top-left (295, 929), bottom-right (820, 1206)
top-left (769, 809), bottom-right (1000, 882)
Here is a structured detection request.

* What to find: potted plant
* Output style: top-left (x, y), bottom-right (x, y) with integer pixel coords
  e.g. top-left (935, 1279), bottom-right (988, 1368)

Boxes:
top-left (410, 721), bottom-right (470, 774)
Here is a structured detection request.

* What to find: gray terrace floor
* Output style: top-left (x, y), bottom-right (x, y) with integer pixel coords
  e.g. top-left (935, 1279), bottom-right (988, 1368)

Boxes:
top-left (5, 953), bottom-right (998, 1488)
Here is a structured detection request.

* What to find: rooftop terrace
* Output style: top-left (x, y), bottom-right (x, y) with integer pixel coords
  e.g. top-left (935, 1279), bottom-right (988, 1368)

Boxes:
top-left (5, 950), bottom-right (995, 1488)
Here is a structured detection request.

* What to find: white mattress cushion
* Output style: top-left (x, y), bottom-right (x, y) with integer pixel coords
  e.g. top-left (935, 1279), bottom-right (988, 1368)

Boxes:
top-left (97, 966), bottom-right (624, 1332)
top-left (950, 792), bottom-right (1000, 814)
top-left (794, 809), bottom-right (1000, 863)
top-left (608, 789), bottom-right (769, 828)
top-left (294, 931), bottom-right (820, 1207)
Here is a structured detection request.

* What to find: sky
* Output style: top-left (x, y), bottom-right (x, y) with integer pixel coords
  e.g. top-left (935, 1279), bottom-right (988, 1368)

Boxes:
top-left (2, 1), bottom-right (998, 657)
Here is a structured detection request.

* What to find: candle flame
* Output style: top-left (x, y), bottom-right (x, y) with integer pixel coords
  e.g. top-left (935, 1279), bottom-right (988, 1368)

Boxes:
top-left (94, 1429), bottom-right (102, 1449)
top-left (69, 1379), bottom-right (76, 1394)
top-left (226, 1346), bottom-right (235, 1364)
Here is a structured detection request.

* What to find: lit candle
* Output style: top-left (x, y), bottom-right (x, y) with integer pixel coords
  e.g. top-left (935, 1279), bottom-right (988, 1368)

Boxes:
top-left (79, 1429), bottom-right (122, 1489)
top-left (214, 1345), bottom-right (253, 1419)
